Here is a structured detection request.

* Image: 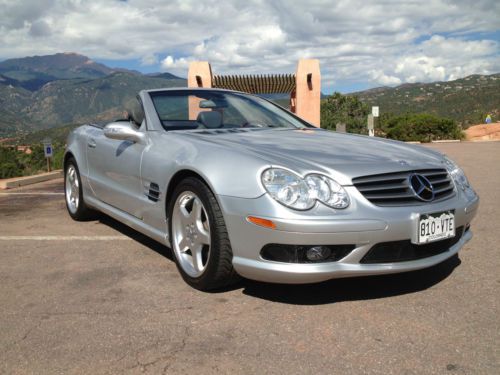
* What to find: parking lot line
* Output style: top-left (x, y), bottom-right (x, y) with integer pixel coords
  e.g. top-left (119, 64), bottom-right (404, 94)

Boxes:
top-left (0, 192), bottom-right (64, 196)
top-left (0, 236), bottom-right (131, 241)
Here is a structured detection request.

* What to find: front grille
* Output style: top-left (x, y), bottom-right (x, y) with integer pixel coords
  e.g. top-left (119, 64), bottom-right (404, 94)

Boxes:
top-left (360, 226), bottom-right (464, 264)
top-left (352, 169), bottom-right (455, 206)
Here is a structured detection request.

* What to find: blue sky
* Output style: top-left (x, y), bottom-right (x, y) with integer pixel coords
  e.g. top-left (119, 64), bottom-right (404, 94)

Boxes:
top-left (1, 0), bottom-right (499, 93)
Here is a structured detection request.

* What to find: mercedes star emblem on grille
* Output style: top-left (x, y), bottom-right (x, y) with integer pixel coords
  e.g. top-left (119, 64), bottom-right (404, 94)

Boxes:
top-left (408, 173), bottom-right (435, 201)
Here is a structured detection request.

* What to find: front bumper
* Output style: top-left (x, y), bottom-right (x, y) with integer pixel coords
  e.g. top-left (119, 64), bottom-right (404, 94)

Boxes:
top-left (218, 187), bottom-right (479, 284)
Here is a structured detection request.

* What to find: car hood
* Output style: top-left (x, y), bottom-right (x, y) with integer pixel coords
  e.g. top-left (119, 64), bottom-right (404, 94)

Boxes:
top-left (186, 128), bottom-right (445, 185)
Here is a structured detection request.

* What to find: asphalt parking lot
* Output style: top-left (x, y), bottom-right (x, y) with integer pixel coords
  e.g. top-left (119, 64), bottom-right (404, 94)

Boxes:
top-left (1, 142), bottom-right (499, 374)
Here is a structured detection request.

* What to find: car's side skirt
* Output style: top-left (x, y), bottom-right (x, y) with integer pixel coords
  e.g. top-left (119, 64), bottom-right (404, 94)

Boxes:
top-left (86, 196), bottom-right (171, 248)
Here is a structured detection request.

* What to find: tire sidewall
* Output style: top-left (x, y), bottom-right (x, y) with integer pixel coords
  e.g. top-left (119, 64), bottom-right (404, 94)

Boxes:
top-left (168, 178), bottom-right (223, 289)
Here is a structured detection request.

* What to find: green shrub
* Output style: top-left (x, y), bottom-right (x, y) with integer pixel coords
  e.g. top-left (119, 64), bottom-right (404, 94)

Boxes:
top-left (0, 161), bottom-right (21, 178)
top-left (379, 113), bottom-right (463, 142)
top-left (0, 147), bottom-right (23, 178)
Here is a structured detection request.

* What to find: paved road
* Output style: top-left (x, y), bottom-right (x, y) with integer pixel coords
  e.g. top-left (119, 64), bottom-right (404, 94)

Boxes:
top-left (1, 142), bottom-right (499, 374)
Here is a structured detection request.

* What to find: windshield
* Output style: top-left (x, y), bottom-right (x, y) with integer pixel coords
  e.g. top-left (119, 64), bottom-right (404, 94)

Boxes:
top-left (149, 90), bottom-right (310, 131)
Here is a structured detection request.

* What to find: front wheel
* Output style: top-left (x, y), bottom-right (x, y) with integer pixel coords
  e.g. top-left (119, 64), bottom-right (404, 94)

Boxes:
top-left (64, 158), bottom-right (98, 221)
top-left (168, 177), bottom-right (239, 290)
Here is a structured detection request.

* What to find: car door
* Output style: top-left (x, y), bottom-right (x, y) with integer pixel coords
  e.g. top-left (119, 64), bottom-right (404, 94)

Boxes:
top-left (86, 123), bottom-right (146, 218)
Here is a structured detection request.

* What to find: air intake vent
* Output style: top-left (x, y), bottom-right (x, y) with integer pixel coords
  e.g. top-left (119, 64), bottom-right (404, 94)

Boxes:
top-left (147, 182), bottom-right (161, 202)
top-left (360, 226), bottom-right (464, 263)
top-left (352, 169), bottom-right (455, 206)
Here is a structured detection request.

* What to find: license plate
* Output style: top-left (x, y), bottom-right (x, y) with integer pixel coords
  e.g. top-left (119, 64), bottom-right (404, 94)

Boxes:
top-left (416, 210), bottom-right (455, 244)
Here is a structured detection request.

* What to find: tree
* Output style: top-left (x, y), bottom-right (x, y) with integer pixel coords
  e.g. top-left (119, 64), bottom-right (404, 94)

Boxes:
top-left (0, 146), bottom-right (23, 178)
top-left (321, 92), bottom-right (369, 134)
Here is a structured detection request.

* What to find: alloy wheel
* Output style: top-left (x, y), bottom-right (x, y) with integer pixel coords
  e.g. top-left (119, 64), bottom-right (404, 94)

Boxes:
top-left (65, 164), bottom-right (80, 214)
top-left (171, 191), bottom-right (211, 277)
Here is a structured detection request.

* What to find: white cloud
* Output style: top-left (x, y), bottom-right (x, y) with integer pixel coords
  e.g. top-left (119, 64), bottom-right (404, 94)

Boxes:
top-left (160, 55), bottom-right (192, 72)
top-left (0, 0), bottom-right (498, 91)
top-left (388, 36), bottom-right (499, 83)
top-left (369, 70), bottom-right (402, 86)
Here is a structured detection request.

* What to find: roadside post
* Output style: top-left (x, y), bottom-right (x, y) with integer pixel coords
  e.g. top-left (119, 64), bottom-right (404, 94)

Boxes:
top-left (368, 106), bottom-right (379, 137)
top-left (42, 138), bottom-right (53, 172)
top-left (367, 114), bottom-right (374, 137)
top-left (336, 123), bottom-right (346, 133)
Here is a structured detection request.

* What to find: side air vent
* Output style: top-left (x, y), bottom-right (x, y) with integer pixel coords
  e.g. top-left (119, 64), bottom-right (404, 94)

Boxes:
top-left (147, 182), bottom-right (161, 202)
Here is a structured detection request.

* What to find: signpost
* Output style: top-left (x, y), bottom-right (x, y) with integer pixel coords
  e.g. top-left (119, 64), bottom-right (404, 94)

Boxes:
top-left (367, 106), bottom-right (379, 137)
top-left (42, 138), bottom-right (53, 172)
top-left (367, 114), bottom-right (374, 137)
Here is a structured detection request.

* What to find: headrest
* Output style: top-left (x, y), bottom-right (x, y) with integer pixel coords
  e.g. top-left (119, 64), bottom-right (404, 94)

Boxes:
top-left (196, 111), bottom-right (222, 129)
top-left (126, 99), bottom-right (145, 126)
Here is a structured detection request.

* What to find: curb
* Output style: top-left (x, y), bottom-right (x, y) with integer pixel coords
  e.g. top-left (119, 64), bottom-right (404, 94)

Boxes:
top-left (0, 170), bottom-right (63, 190)
top-left (431, 140), bottom-right (461, 143)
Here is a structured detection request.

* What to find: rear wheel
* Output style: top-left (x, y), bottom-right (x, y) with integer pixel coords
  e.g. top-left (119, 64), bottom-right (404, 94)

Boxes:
top-left (168, 177), bottom-right (239, 290)
top-left (64, 158), bottom-right (98, 221)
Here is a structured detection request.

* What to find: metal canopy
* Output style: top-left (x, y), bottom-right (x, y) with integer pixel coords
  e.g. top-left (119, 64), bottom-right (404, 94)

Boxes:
top-left (212, 74), bottom-right (296, 94)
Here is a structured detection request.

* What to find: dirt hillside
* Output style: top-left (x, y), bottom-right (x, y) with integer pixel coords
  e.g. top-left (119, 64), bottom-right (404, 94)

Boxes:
top-left (465, 122), bottom-right (500, 141)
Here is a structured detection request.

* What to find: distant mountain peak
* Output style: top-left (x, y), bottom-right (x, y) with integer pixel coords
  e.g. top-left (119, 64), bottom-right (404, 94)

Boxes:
top-left (147, 72), bottom-right (184, 80)
top-left (0, 52), bottom-right (111, 80)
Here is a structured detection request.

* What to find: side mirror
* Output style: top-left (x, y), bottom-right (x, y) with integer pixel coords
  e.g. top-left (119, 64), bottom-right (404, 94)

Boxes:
top-left (103, 122), bottom-right (146, 144)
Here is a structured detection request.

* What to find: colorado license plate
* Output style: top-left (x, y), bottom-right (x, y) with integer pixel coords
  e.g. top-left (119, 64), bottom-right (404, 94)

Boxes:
top-left (417, 211), bottom-right (455, 244)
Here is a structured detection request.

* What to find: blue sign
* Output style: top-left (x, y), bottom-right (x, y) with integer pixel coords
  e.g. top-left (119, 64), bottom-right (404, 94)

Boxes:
top-left (44, 144), bottom-right (53, 158)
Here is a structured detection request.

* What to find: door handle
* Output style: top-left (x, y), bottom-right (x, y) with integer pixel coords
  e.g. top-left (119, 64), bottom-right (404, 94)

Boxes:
top-left (87, 138), bottom-right (97, 148)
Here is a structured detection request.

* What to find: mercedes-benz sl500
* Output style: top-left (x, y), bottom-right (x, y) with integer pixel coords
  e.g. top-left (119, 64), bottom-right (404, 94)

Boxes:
top-left (64, 88), bottom-right (479, 290)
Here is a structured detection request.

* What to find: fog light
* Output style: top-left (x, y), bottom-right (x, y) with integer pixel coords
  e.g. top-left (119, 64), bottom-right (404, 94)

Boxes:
top-left (306, 246), bottom-right (332, 261)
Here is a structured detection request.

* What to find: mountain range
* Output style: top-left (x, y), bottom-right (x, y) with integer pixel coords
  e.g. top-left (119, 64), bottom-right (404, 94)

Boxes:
top-left (0, 53), bottom-right (186, 137)
top-left (354, 74), bottom-right (499, 126)
top-left (0, 53), bottom-right (498, 138)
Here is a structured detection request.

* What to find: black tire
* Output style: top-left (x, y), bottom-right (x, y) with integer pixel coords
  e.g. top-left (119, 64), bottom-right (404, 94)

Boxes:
top-left (168, 177), bottom-right (240, 291)
top-left (64, 158), bottom-right (99, 221)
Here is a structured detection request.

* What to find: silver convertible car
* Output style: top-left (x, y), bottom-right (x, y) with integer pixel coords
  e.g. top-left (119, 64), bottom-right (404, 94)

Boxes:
top-left (64, 88), bottom-right (479, 290)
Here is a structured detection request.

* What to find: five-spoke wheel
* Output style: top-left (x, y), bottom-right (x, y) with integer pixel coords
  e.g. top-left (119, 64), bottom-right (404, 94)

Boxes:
top-left (168, 177), bottom-right (239, 290)
top-left (64, 158), bottom-right (97, 221)
top-left (171, 192), bottom-right (211, 277)
top-left (65, 164), bottom-right (80, 214)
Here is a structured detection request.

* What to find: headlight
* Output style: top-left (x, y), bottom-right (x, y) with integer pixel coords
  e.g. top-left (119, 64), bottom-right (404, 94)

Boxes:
top-left (443, 156), bottom-right (470, 189)
top-left (443, 156), bottom-right (476, 200)
top-left (261, 169), bottom-right (315, 210)
top-left (261, 168), bottom-right (350, 210)
top-left (305, 174), bottom-right (350, 209)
